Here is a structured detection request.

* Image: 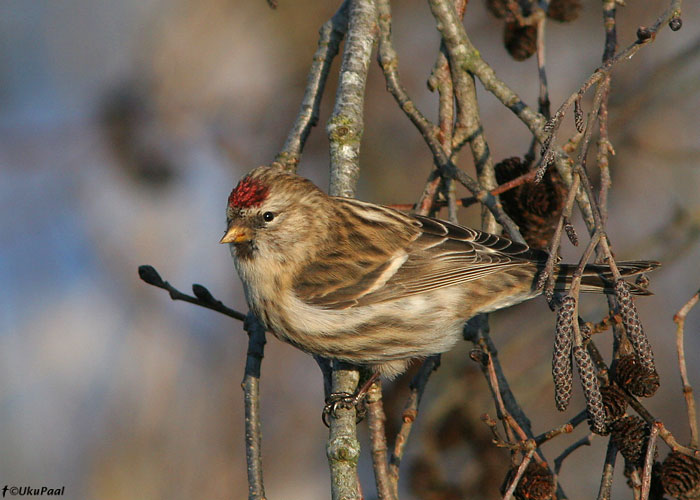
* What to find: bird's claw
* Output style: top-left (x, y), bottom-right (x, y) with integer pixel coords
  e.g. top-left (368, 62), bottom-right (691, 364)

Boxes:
top-left (322, 391), bottom-right (367, 427)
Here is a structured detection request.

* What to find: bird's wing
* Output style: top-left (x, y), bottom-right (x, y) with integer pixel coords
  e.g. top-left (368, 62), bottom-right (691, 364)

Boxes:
top-left (291, 199), bottom-right (421, 308)
top-left (293, 203), bottom-right (544, 310)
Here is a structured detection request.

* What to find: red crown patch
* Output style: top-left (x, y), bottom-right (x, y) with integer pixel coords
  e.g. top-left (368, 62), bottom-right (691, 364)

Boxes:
top-left (228, 177), bottom-right (269, 209)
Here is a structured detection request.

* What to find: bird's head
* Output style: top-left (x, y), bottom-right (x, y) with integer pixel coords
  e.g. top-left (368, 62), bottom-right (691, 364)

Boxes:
top-left (220, 166), bottom-right (329, 263)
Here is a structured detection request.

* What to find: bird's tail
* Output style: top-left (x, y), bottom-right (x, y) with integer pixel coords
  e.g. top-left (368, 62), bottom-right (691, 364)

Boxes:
top-left (552, 260), bottom-right (660, 296)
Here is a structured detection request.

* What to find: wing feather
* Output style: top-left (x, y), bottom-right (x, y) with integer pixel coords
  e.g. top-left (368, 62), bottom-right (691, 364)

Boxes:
top-left (293, 204), bottom-right (544, 310)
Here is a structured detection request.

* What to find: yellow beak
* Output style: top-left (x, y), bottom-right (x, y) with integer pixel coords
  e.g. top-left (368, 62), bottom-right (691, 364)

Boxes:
top-left (219, 224), bottom-right (253, 244)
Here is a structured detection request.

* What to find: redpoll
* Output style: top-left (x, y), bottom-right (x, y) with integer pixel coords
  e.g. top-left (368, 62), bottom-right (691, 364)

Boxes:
top-left (221, 166), bottom-right (657, 378)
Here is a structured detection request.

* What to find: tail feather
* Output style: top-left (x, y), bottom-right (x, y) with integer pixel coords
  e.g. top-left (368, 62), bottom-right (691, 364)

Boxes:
top-left (553, 260), bottom-right (660, 296)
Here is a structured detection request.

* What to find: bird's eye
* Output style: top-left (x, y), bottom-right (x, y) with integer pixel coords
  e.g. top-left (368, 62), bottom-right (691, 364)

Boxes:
top-left (263, 211), bottom-right (275, 222)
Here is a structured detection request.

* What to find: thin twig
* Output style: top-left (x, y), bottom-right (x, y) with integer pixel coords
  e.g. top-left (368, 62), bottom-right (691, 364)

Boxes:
top-left (243, 314), bottom-right (268, 500)
top-left (365, 380), bottom-right (395, 500)
top-left (413, 170), bottom-right (443, 216)
top-left (554, 433), bottom-right (594, 474)
top-left (481, 348), bottom-right (516, 444)
top-left (387, 168), bottom-right (537, 212)
top-left (597, 439), bottom-right (618, 500)
top-left (138, 265), bottom-right (246, 321)
top-left (464, 318), bottom-right (536, 443)
top-left (534, 410), bottom-right (587, 446)
top-left (640, 422), bottom-right (660, 500)
top-left (656, 421), bottom-right (700, 459)
top-left (673, 288), bottom-right (700, 448)
top-left (377, 0), bottom-right (525, 242)
top-left (502, 448), bottom-right (536, 500)
top-left (596, 82), bottom-right (613, 224)
top-left (535, 14), bottom-right (551, 120)
top-left (431, 32), bottom-right (457, 224)
top-left (275, 1), bottom-right (350, 171)
top-left (428, 0), bottom-right (545, 137)
top-left (537, 172), bottom-right (581, 300)
top-left (617, 385), bottom-right (700, 459)
top-left (567, 230), bottom-right (604, 297)
top-left (597, 0), bottom-right (616, 224)
top-left (541, 0), bottom-right (682, 151)
top-left (388, 356), bottom-right (440, 493)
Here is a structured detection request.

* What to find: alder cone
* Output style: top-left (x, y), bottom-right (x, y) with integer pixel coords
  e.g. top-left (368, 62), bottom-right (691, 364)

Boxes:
top-left (495, 157), bottom-right (566, 248)
top-left (610, 416), bottom-right (651, 470)
top-left (547, 0), bottom-right (581, 22)
top-left (485, 0), bottom-right (508, 18)
top-left (504, 24), bottom-right (538, 61)
top-left (661, 451), bottom-right (700, 499)
top-left (614, 354), bottom-right (660, 398)
top-left (502, 462), bottom-right (554, 500)
top-left (600, 384), bottom-right (627, 425)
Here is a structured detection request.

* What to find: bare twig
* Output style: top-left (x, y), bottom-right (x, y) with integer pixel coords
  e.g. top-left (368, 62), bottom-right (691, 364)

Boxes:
top-left (243, 313), bottom-right (268, 500)
top-left (464, 318), bottom-right (535, 442)
top-left (537, 172), bottom-right (580, 301)
top-left (138, 265), bottom-right (246, 321)
top-left (377, 0), bottom-right (525, 242)
top-left (640, 422), bottom-right (660, 500)
top-left (365, 380), bottom-right (395, 500)
top-left (502, 448), bottom-right (536, 500)
top-left (388, 356), bottom-right (440, 493)
top-left (428, 0), bottom-right (545, 137)
top-left (534, 410), bottom-right (587, 446)
top-left (138, 265), bottom-right (265, 497)
top-left (656, 421), bottom-right (700, 459)
top-left (275, 1), bottom-right (350, 171)
top-left (613, 384), bottom-right (700, 460)
top-left (413, 171), bottom-right (443, 216)
top-left (674, 288), bottom-right (700, 448)
top-left (597, 439), bottom-right (618, 500)
top-left (387, 168), bottom-right (538, 212)
top-left (535, 14), bottom-right (551, 120)
top-left (554, 433), bottom-right (594, 474)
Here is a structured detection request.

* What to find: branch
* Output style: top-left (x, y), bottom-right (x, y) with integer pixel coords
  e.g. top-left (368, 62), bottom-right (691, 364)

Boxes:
top-left (464, 316), bottom-right (534, 442)
top-left (365, 380), bottom-right (395, 500)
top-left (502, 448), bottom-right (536, 500)
top-left (377, 0), bottom-right (525, 243)
top-left (674, 288), bottom-right (700, 448)
top-left (428, 0), bottom-right (545, 137)
top-left (597, 439), bottom-right (618, 500)
top-left (138, 265), bottom-right (246, 321)
top-left (534, 410), bottom-right (587, 446)
top-left (275, 1), bottom-right (350, 170)
top-left (325, 1), bottom-right (377, 497)
top-left (138, 265), bottom-right (267, 497)
top-left (388, 355), bottom-right (440, 493)
top-left (327, 0), bottom-right (377, 199)
top-left (554, 433), bottom-right (594, 474)
top-left (243, 313), bottom-right (267, 500)
top-left (640, 423), bottom-right (660, 500)
top-left (326, 363), bottom-right (362, 500)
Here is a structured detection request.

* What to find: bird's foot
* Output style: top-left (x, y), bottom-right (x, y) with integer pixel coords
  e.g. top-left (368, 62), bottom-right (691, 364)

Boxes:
top-left (322, 371), bottom-right (380, 426)
top-left (322, 391), bottom-right (367, 427)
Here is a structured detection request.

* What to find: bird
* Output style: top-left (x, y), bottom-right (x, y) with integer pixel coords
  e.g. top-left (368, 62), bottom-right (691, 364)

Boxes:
top-left (220, 165), bottom-right (657, 380)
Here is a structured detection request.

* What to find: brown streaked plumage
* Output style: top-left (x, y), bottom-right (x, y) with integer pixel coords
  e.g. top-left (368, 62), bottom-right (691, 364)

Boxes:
top-left (221, 165), bottom-right (659, 378)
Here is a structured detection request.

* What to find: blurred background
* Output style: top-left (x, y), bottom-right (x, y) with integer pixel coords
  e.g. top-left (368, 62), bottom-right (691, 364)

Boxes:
top-left (1, 0), bottom-right (699, 498)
